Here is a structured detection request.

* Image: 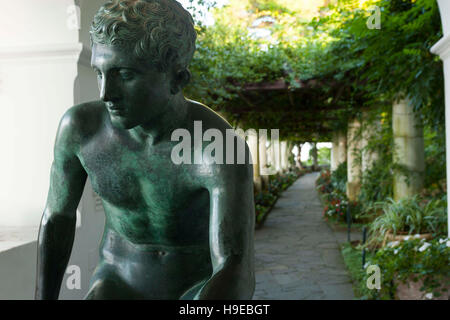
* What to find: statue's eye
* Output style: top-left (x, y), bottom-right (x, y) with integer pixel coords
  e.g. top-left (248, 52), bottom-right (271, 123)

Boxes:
top-left (119, 70), bottom-right (135, 80)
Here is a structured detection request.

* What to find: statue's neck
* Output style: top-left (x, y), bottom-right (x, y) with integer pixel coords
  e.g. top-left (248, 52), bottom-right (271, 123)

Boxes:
top-left (131, 94), bottom-right (188, 146)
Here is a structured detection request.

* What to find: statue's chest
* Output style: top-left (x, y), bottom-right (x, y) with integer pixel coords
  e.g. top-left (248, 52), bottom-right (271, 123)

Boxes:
top-left (80, 140), bottom-right (198, 211)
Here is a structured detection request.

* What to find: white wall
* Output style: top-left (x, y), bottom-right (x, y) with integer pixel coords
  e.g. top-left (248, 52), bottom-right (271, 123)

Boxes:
top-left (0, 48), bottom-right (80, 227)
top-left (0, 0), bottom-right (107, 299)
top-left (0, 0), bottom-right (79, 47)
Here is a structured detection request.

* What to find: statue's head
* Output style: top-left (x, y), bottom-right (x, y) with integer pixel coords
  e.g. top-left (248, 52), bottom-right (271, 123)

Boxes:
top-left (90, 0), bottom-right (197, 73)
top-left (89, 0), bottom-right (197, 130)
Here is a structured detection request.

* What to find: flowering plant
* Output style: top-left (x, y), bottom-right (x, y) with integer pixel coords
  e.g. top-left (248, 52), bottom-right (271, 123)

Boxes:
top-left (323, 194), bottom-right (348, 219)
top-left (322, 191), bottom-right (360, 222)
top-left (316, 170), bottom-right (332, 194)
top-left (365, 237), bottom-right (450, 299)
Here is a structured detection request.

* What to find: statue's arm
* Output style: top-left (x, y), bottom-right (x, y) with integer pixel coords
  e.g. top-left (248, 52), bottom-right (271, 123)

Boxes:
top-left (35, 110), bottom-right (87, 300)
top-left (195, 161), bottom-right (256, 300)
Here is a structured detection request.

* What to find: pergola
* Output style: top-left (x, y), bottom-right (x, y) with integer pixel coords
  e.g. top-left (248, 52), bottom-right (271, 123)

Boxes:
top-left (216, 76), bottom-right (363, 142)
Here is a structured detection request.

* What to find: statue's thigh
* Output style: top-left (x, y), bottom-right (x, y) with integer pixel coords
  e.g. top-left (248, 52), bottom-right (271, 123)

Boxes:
top-left (179, 280), bottom-right (207, 300)
top-left (84, 264), bottom-right (141, 300)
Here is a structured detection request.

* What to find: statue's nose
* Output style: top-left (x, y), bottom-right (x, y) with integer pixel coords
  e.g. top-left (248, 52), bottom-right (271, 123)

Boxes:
top-left (100, 77), bottom-right (120, 102)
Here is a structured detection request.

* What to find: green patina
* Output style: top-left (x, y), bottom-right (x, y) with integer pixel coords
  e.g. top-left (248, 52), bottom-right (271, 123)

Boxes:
top-left (35, 0), bottom-right (255, 300)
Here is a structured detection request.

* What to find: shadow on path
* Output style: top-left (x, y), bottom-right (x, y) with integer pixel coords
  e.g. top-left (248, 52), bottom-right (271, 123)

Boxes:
top-left (253, 172), bottom-right (356, 300)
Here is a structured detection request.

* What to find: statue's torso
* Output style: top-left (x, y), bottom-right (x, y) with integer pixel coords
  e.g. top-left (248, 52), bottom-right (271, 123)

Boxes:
top-left (75, 102), bottom-right (223, 298)
top-left (80, 130), bottom-right (211, 245)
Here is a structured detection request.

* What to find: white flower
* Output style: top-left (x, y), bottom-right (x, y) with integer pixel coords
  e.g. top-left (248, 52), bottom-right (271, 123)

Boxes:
top-left (414, 234), bottom-right (421, 239)
top-left (404, 236), bottom-right (411, 241)
top-left (387, 241), bottom-right (400, 248)
top-left (447, 241), bottom-right (450, 248)
top-left (424, 293), bottom-right (433, 300)
top-left (394, 249), bottom-right (399, 255)
top-left (418, 242), bottom-right (431, 252)
top-left (439, 238), bottom-right (446, 244)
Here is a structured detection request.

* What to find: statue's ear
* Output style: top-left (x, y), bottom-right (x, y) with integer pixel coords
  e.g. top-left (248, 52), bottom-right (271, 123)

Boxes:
top-left (170, 69), bottom-right (191, 95)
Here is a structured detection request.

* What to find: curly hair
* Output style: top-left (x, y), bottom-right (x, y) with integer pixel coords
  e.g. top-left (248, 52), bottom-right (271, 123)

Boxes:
top-left (90, 0), bottom-right (197, 72)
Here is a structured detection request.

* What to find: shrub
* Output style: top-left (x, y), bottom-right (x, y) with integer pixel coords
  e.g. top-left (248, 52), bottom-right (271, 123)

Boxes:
top-left (359, 159), bottom-right (393, 208)
top-left (368, 196), bottom-right (448, 246)
top-left (331, 162), bottom-right (347, 194)
top-left (365, 237), bottom-right (450, 299)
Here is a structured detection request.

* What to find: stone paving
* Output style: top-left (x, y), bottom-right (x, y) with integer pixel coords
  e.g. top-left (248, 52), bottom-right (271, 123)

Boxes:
top-left (253, 172), bottom-right (359, 300)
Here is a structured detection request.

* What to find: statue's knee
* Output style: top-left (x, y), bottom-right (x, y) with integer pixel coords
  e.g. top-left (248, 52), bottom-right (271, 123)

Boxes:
top-left (85, 277), bottom-right (139, 300)
top-left (84, 279), bottom-right (114, 300)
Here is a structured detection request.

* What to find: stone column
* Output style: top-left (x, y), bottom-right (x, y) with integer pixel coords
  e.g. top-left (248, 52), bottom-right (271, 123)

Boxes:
top-left (431, 0), bottom-right (450, 237)
top-left (259, 131), bottom-right (269, 188)
top-left (280, 141), bottom-right (288, 172)
top-left (296, 144), bottom-right (304, 169)
top-left (338, 131), bottom-right (347, 166)
top-left (311, 142), bottom-right (318, 171)
top-left (331, 132), bottom-right (340, 171)
top-left (286, 141), bottom-right (293, 170)
top-left (277, 139), bottom-right (282, 173)
top-left (333, 131), bottom-right (347, 170)
top-left (347, 119), bottom-right (362, 201)
top-left (247, 130), bottom-right (262, 193)
top-left (267, 142), bottom-right (274, 173)
top-left (361, 110), bottom-right (380, 173)
top-left (392, 99), bottom-right (425, 200)
top-left (269, 139), bottom-right (280, 173)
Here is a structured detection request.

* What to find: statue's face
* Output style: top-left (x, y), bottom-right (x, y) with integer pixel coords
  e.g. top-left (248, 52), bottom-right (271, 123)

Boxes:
top-left (91, 43), bottom-right (173, 130)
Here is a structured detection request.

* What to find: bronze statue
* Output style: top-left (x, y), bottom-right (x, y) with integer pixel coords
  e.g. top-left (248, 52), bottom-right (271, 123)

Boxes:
top-left (35, 0), bottom-right (255, 300)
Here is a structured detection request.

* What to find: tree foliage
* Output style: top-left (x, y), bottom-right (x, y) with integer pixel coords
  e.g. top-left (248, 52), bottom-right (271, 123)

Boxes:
top-left (184, 0), bottom-right (444, 142)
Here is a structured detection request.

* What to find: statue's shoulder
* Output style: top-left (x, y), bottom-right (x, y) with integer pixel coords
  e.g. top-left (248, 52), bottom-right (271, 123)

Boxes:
top-left (55, 101), bottom-right (105, 149)
top-left (186, 99), bottom-right (233, 133)
top-left (59, 100), bottom-right (105, 135)
top-left (186, 100), bottom-right (252, 178)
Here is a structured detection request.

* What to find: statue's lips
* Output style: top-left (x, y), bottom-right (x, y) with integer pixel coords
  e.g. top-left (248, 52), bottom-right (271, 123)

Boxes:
top-left (106, 104), bottom-right (126, 116)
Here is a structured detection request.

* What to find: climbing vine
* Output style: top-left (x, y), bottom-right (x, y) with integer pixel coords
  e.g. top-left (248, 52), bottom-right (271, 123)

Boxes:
top-left (183, 0), bottom-right (444, 144)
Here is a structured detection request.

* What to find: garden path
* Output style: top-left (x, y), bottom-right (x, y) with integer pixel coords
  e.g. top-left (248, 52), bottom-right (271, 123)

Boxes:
top-left (253, 172), bottom-right (359, 300)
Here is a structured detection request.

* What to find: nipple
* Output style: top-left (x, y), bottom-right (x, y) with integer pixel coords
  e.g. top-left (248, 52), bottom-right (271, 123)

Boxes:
top-left (157, 251), bottom-right (167, 256)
